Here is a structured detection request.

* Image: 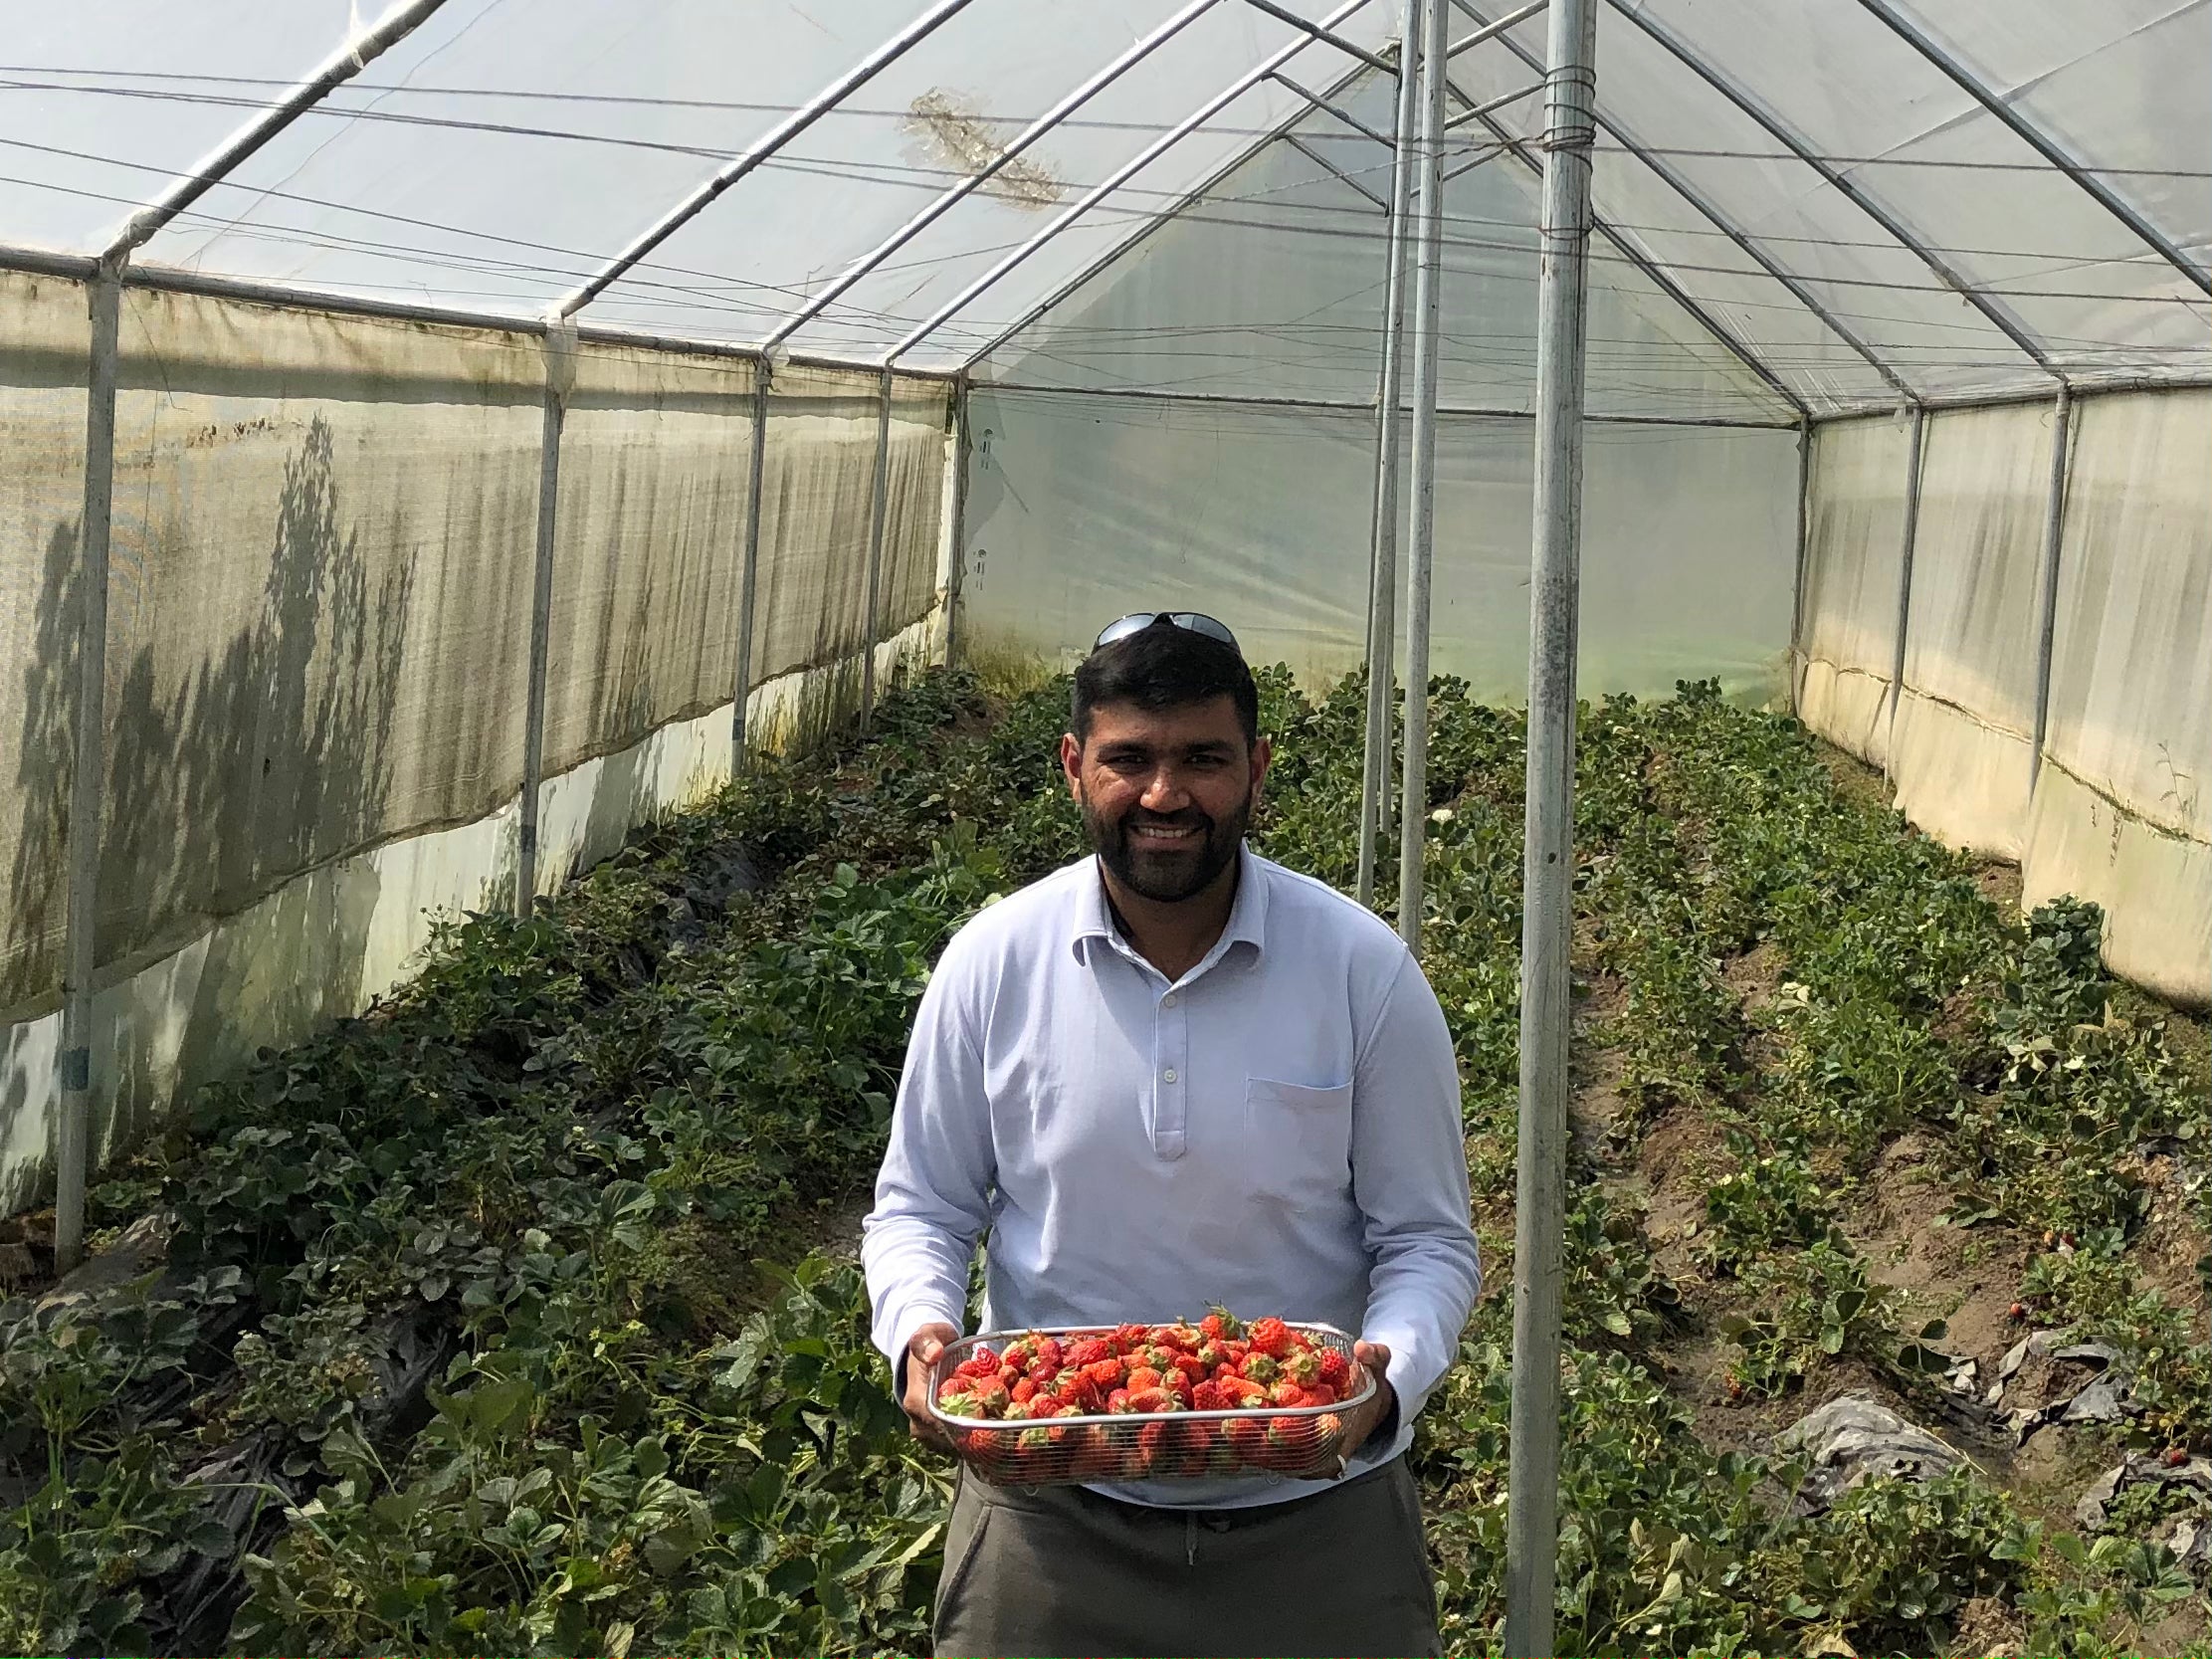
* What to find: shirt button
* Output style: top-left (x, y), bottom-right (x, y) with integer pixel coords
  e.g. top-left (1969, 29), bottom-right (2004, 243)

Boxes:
top-left (1163, 1068), bottom-right (1178, 1084)
top-left (1162, 992), bottom-right (1177, 1007)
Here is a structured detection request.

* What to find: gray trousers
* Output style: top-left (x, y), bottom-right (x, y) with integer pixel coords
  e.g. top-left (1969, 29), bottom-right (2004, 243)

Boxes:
top-left (932, 1455), bottom-right (1441, 1658)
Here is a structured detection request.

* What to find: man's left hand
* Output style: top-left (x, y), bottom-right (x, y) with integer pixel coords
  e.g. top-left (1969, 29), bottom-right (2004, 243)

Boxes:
top-left (1334, 1340), bottom-right (1396, 1463)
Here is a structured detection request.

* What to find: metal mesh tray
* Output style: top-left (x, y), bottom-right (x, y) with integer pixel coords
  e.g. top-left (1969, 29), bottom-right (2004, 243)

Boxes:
top-left (927, 1322), bottom-right (1374, 1487)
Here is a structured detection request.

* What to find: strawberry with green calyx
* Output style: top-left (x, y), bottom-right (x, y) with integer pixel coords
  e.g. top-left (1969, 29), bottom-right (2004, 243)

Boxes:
top-left (1106, 1387), bottom-right (1134, 1414)
top-left (1281, 1347), bottom-right (1322, 1387)
top-left (1000, 1339), bottom-right (1036, 1372)
top-left (936, 1379), bottom-right (982, 1416)
top-left (1164, 1367), bottom-right (1194, 1406)
top-left (1268, 1380), bottom-right (1313, 1409)
top-left (1125, 1386), bottom-right (1178, 1414)
top-left (1220, 1376), bottom-right (1268, 1407)
top-left (1249, 1318), bottom-right (1295, 1358)
top-left (1170, 1351), bottom-right (1209, 1385)
top-left (1262, 1414), bottom-right (1320, 1473)
top-left (1239, 1351), bottom-right (1281, 1386)
top-left (967, 1376), bottom-right (1011, 1418)
top-left (1157, 1323), bottom-right (1202, 1353)
top-left (1200, 1308), bottom-right (1245, 1343)
top-left (1193, 1339), bottom-right (1227, 1371)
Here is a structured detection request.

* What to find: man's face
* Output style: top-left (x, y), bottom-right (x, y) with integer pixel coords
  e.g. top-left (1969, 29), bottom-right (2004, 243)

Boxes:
top-left (1060, 696), bottom-right (1272, 903)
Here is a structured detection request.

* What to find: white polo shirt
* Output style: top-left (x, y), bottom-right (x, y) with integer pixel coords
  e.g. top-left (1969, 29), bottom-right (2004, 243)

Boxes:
top-left (862, 845), bottom-right (1482, 1509)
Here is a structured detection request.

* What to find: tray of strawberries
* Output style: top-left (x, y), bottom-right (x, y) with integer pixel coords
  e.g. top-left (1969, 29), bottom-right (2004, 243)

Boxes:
top-left (927, 1311), bottom-right (1373, 1487)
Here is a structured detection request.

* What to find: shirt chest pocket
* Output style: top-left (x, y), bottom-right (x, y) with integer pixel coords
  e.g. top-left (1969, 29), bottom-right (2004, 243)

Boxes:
top-left (1243, 1077), bottom-right (1354, 1200)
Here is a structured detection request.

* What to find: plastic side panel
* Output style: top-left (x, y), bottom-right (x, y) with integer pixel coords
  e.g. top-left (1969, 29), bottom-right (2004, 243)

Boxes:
top-left (0, 272), bottom-right (90, 1015)
top-left (543, 347), bottom-right (755, 778)
top-left (961, 388), bottom-right (1795, 700)
top-left (2024, 389), bottom-right (2211, 1006)
top-left (879, 380), bottom-right (954, 640)
top-left (1795, 415), bottom-right (1912, 766)
top-left (98, 289), bottom-right (543, 978)
top-left (747, 366), bottom-right (880, 687)
top-left (1887, 401), bottom-right (2062, 859)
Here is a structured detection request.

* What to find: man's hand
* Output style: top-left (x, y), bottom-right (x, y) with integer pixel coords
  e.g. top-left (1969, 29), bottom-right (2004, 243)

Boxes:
top-left (1334, 1340), bottom-right (1396, 1465)
top-left (901, 1322), bottom-right (961, 1450)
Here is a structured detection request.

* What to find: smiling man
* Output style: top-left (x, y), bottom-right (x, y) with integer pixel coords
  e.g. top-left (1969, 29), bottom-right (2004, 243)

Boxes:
top-left (862, 612), bottom-right (1481, 1658)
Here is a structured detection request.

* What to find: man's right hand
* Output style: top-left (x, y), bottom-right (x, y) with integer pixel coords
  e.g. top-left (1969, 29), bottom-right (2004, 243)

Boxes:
top-left (901, 1322), bottom-right (961, 1449)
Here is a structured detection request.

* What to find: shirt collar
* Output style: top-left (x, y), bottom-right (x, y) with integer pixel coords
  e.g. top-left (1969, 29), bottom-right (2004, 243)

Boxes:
top-left (1072, 844), bottom-right (1268, 970)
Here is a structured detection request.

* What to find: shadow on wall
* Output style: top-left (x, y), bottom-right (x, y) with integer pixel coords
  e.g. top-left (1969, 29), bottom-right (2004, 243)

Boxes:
top-left (1, 414), bottom-right (415, 1211)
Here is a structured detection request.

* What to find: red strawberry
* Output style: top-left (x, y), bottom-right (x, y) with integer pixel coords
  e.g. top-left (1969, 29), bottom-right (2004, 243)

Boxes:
top-left (1220, 1376), bottom-right (1268, 1408)
top-left (1222, 1340), bottom-right (1252, 1366)
top-left (1249, 1318), bottom-right (1295, 1358)
top-left (2165, 1446), bottom-right (2191, 1468)
top-left (1035, 1337), bottom-right (1065, 1370)
top-left (954, 1348), bottom-right (998, 1380)
top-left (936, 1380), bottom-right (980, 1415)
top-left (1201, 1308), bottom-right (1245, 1343)
top-left (1317, 1348), bottom-right (1351, 1390)
top-left (964, 1425), bottom-right (1015, 1476)
top-left (1239, 1352), bottom-right (1281, 1386)
top-left (1170, 1417), bottom-right (1217, 1476)
top-left (1225, 1415), bottom-right (1270, 1467)
top-left (1281, 1347), bottom-right (1322, 1387)
top-left (1191, 1379), bottom-right (1229, 1412)
top-left (1157, 1323), bottom-right (1201, 1353)
top-left (1263, 1414), bottom-right (1320, 1473)
top-left (1306, 1381), bottom-right (1337, 1407)
top-left (1170, 1352), bottom-right (1208, 1384)
top-left (1010, 1376), bottom-right (1038, 1405)
top-left (1065, 1338), bottom-right (1112, 1369)
top-left (1165, 1367), bottom-right (1194, 1405)
top-left (1125, 1387), bottom-right (1177, 1414)
top-left (1106, 1387), bottom-right (1133, 1414)
top-left (1111, 1324), bottom-right (1149, 1354)
top-left (1000, 1339), bottom-right (1035, 1372)
top-left (1268, 1380), bottom-right (1312, 1409)
top-left (1084, 1358), bottom-right (1125, 1392)
top-left (968, 1376), bottom-right (1010, 1418)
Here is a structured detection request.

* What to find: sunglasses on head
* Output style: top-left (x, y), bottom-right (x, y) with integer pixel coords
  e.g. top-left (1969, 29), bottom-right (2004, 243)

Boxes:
top-left (1092, 611), bottom-right (1242, 655)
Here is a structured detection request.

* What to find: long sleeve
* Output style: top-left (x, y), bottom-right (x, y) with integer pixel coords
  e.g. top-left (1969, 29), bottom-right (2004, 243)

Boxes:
top-left (1348, 952), bottom-right (1481, 1438)
top-left (861, 939), bottom-right (998, 1366)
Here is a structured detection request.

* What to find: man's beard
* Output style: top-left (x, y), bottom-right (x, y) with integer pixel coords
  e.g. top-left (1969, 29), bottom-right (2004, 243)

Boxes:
top-left (1082, 788), bottom-right (1251, 903)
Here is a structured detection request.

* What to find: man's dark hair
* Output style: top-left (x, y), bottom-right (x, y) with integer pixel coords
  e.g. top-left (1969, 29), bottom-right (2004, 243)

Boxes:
top-left (1071, 617), bottom-right (1260, 748)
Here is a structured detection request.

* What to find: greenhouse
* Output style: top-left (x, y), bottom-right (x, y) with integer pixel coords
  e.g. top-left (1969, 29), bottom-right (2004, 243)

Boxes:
top-left (1, 0), bottom-right (2207, 1652)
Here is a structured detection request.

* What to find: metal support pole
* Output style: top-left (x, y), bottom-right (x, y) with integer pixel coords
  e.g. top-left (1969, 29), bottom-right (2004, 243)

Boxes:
top-left (731, 364), bottom-right (772, 771)
top-left (1506, 0), bottom-right (1596, 1649)
top-left (1236, 0), bottom-right (1397, 72)
top-left (1447, 0), bottom-right (1548, 56)
top-left (516, 322), bottom-right (575, 917)
top-left (1882, 406), bottom-right (1927, 771)
top-left (1395, 0), bottom-right (1451, 949)
top-left (55, 263), bottom-right (122, 1275)
top-left (1285, 134), bottom-right (1391, 211)
top-left (1356, 23), bottom-right (1424, 908)
top-left (859, 367), bottom-right (896, 733)
top-left (2028, 383), bottom-right (2074, 792)
top-left (1788, 415), bottom-right (1813, 706)
top-left (943, 374), bottom-right (971, 667)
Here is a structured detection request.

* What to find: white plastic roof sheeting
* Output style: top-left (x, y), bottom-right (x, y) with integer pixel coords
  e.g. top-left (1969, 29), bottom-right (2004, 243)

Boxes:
top-left (0, 0), bottom-right (2205, 412)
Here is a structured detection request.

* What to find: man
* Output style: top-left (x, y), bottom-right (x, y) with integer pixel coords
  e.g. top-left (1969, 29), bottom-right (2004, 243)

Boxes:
top-left (863, 612), bottom-right (1480, 1658)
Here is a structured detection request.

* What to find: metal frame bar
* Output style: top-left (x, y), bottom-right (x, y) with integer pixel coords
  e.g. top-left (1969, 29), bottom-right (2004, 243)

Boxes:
top-left (1237, 0), bottom-right (1396, 73)
top-left (886, 0), bottom-right (1380, 365)
top-left (105, 0), bottom-right (449, 258)
top-left (2028, 383), bottom-right (2075, 790)
top-left (1268, 70), bottom-right (1394, 147)
top-left (1447, 0), bottom-right (1548, 57)
top-left (731, 366), bottom-right (772, 769)
top-left (1395, 0), bottom-right (1450, 950)
top-left (978, 378), bottom-right (1796, 427)
top-left (556, 0), bottom-right (981, 317)
top-left (763, 0), bottom-right (1226, 355)
top-left (50, 0), bottom-right (456, 1274)
top-left (1508, 0), bottom-right (1597, 1646)
top-left (1442, 79), bottom-right (1543, 128)
top-left (55, 265), bottom-right (121, 1275)
top-left (1441, 67), bottom-right (1809, 418)
top-left (1451, 1), bottom-right (1905, 406)
top-left (1600, 0), bottom-right (2059, 375)
top-left (1851, 0), bottom-right (2208, 297)
top-left (1285, 133), bottom-right (1390, 211)
top-left (516, 321), bottom-right (576, 917)
top-left (1437, 140), bottom-right (1514, 186)
top-left (951, 47), bottom-right (1382, 367)
top-left (1882, 404), bottom-right (1928, 770)
top-left (1787, 414), bottom-right (1814, 678)
top-left (942, 372), bottom-right (972, 665)
top-left (0, 243), bottom-right (962, 379)
top-left (1356, 11), bottom-right (1426, 906)
top-left (859, 367), bottom-right (897, 731)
